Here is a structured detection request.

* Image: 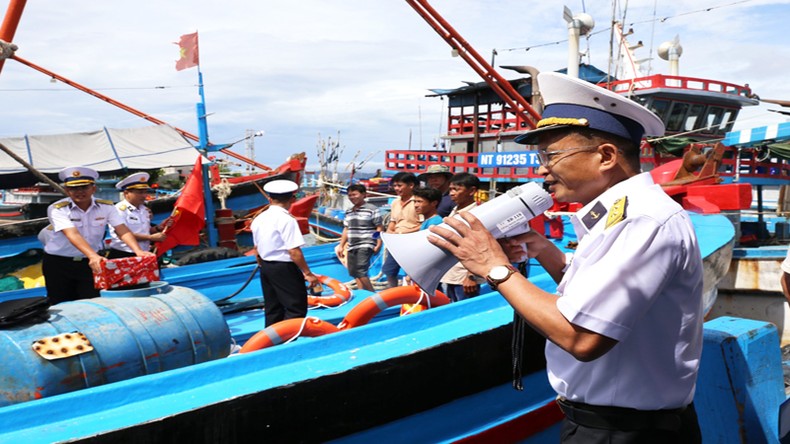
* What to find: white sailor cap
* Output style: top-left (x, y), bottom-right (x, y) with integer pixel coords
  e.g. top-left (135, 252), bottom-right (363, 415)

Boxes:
top-left (59, 166), bottom-right (98, 187)
top-left (263, 179), bottom-right (299, 195)
top-left (116, 172), bottom-right (151, 190)
top-left (515, 72), bottom-right (665, 145)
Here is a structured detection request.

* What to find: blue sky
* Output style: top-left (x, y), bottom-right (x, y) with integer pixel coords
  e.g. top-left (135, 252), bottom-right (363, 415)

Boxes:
top-left (1, 0), bottom-right (788, 174)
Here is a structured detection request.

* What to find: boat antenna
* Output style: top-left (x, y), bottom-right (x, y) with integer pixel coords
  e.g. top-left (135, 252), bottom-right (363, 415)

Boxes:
top-left (607, 1), bottom-right (617, 82)
top-left (646, 0), bottom-right (658, 75)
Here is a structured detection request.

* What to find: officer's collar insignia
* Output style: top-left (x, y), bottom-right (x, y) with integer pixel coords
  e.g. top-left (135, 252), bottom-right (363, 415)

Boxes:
top-left (605, 196), bottom-right (628, 229)
top-left (581, 201), bottom-right (607, 230)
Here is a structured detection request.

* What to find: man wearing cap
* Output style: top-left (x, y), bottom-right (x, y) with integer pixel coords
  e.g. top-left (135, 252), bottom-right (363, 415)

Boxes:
top-left (251, 179), bottom-right (321, 327)
top-left (428, 72), bottom-right (703, 442)
top-left (106, 172), bottom-right (167, 259)
top-left (43, 166), bottom-right (156, 303)
top-left (418, 164), bottom-right (455, 218)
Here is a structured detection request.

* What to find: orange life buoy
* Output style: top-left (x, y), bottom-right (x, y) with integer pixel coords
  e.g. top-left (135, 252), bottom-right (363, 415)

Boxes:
top-left (307, 274), bottom-right (352, 308)
top-left (337, 285), bottom-right (449, 330)
top-left (239, 317), bottom-right (340, 353)
top-left (399, 303), bottom-right (427, 316)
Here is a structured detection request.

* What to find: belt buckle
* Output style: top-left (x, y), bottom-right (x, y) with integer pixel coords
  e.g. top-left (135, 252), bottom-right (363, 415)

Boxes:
top-left (73, 256), bottom-right (83, 262)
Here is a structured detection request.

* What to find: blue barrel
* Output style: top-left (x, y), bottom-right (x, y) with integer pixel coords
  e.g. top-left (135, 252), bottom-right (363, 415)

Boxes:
top-left (0, 283), bottom-right (231, 407)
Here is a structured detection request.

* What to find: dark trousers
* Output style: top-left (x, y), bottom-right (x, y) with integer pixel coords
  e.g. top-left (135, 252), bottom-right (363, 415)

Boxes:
top-left (381, 250), bottom-right (402, 287)
top-left (259, 260), bottom-right (307, 327)
top-left (558, 399), bottom-right (702, 444)
top-left (42, 253), bottom-right (100, 304)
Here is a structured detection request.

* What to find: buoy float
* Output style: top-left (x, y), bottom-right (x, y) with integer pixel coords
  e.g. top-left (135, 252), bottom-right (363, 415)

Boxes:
top-left (307, 274), bottom-right (352, 307)
top-left (239, 317), bottom-right (340, 353)
top-left (240, 285), bottom-right (449, 352)
top-left (338, 285), bottom-right (449, 330)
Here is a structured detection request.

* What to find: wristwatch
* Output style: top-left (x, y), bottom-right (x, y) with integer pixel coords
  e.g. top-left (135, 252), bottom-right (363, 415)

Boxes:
top-left (485, 264), bottom-right (518, 290)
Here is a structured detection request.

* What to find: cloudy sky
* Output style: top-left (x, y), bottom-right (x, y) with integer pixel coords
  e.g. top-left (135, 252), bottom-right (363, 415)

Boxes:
top-left (1, 0), bottom-right (788, 174)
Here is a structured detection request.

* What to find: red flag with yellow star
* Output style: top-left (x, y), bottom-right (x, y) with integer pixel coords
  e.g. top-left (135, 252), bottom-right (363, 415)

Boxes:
top-left (175, 32), bottom-right (199, 71)
top-left (155, 155), bottom-right (206, 256)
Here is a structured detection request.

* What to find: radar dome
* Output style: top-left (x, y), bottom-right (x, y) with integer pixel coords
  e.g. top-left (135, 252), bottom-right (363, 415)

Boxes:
top-left (658, 39), bottom-right (683, 60)
top-left (575, 13), bottom-right (595, 35)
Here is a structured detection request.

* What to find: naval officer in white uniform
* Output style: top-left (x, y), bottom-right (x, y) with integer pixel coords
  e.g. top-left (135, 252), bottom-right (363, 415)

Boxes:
top-left (106, 172), bottom-right (166, 259)
top-left (42, 166), bottom-right (155, 303)
top-left (250, 179), bottom-right (320, 327)
top-left (427, 72), bottom-right (703, 443)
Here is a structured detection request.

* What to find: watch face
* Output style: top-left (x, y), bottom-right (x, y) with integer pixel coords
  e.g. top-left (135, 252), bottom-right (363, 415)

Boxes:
top-left (489, 265), bottom-right (509, 280)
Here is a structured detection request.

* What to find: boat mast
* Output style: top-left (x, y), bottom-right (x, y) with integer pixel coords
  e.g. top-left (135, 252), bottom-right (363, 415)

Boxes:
top-left (195, 59), bottom-right (219, 248)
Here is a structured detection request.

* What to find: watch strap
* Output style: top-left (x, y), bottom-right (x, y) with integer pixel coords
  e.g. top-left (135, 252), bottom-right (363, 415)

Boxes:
top-left (486, 264), bottom-right (518, 290)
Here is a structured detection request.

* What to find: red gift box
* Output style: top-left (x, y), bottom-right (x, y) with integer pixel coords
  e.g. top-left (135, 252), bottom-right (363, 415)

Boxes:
top-left (93, 256), bottom-right (160, 290)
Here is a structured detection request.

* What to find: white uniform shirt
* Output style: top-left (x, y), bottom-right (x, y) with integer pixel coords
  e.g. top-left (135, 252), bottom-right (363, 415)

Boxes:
top-left (45, 197), bottom-right (125, 258)
top-left (781, 249), bottom-right (790, 274)
top-left (107, 199), bottom-right (151, 252)
top-left (251, 205), bottom-right (305, 262)
top-left (547, 172), bottom-right (703, 410)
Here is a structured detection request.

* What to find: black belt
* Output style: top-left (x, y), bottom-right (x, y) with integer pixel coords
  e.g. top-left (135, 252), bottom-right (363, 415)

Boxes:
top-left (44, 252), bottom-right (87, 262)
top-left (556, 398), bottom-right (689, 432)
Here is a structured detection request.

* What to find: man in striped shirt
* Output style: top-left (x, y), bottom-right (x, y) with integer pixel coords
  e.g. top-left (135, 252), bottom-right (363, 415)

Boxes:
top-left (339, 184), bottom-right (383, 291)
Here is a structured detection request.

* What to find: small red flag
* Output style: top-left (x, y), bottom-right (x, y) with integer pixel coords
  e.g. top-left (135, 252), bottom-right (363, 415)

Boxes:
top-left (175, 32), bottom-right (199, 71)
top-left (156, 156), bottom-right (206, 256)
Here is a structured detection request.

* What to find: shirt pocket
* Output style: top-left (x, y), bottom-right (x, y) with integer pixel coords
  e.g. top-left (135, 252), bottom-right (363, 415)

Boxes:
top-left (91, 216), bottom-right (108, 227)
top-left (126, 215), bottom-right (144, 228)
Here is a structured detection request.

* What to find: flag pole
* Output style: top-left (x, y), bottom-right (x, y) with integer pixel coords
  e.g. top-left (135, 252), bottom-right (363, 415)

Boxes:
top-left (195, 39), bottom-right (219, 248)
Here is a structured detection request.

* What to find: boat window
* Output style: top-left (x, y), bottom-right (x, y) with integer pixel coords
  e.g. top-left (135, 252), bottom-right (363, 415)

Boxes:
top-left (666, 102), bottom-right (690, 132)
top-left (648, 99), bottom-right (671, 121)
top-left (684, 104), bottom-right (706, 131)
top-left (718, 109), bottom-right (737, 134)
top-left (703, 107), bottom-right (724, 134)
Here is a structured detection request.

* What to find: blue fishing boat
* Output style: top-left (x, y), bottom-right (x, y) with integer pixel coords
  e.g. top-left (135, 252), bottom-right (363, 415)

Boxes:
top-left (0, 211), bottom-right (735, 443)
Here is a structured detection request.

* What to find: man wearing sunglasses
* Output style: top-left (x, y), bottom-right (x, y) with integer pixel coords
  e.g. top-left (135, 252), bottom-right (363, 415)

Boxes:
top-left (42, 166), bottom-right (155, 303)
top-left (429, 72), bottom-right (703, 443)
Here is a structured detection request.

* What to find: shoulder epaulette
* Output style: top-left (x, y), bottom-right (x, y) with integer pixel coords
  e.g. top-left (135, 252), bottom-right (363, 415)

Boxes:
top-left (95, 199), bottom-right (114, 205)
top-left (605, 196), bottom-right (628, 229)
top-left (53, 201), bottom-right (70, 209)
